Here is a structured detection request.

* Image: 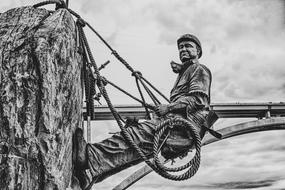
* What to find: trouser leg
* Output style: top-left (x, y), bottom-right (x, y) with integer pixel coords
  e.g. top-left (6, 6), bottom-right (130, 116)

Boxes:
top-left (86, 120), bottom-right (158, 183)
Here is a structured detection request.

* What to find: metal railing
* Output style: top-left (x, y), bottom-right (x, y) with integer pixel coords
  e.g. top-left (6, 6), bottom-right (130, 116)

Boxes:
top-left (83, 102), bottom-right (285, 120)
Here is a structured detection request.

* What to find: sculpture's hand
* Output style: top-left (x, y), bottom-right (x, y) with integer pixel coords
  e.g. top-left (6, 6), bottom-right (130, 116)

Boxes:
top-left (154, 104), bottom-right (169, 117)
top-left (170, 61), bottom-right (182, 73)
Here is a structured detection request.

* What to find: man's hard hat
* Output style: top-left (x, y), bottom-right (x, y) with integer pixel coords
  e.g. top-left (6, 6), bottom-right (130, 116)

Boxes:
top-left (177, 34), bottom-right (202, 58)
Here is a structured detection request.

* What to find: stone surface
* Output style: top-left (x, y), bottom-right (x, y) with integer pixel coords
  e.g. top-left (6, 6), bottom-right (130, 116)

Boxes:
top-left (0, 6), bottom-right (82, 190)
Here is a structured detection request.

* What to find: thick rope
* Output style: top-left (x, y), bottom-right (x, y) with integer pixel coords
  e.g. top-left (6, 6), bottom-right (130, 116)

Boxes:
top-left (77, 24), bottom-right (123, 128)
top-left (152, 118), bottom-right (201, 180)
top-left (78, 27), bottom-right (95, 120)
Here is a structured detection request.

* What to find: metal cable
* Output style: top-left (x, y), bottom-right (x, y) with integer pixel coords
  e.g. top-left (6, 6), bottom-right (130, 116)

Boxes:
top-left (139, 79), bottom-right (161, 106)
top-left (104, 78), bottom-right (155, 111)
top-left (135, 78), bottom-right (151, 119)
top-left (141, 76), bottom-right (170, 103)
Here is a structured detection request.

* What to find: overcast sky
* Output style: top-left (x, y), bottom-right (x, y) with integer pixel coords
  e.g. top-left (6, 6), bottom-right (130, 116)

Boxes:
top-left (1, 0), bottom-right (284, 104)
top-left (1, 1), bottom-right (285, 190)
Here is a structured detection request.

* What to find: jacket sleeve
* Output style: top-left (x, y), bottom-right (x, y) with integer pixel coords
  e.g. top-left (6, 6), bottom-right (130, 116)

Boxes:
top-left (167, 65), bottom-right (211, 113)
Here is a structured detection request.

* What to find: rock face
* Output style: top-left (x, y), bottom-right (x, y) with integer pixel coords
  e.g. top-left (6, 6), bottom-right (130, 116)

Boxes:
top-left (0, 6), bottom-right (82, 189)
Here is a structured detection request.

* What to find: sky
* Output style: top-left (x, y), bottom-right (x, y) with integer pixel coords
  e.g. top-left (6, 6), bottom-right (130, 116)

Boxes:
top-left (2, 0), bottom-right (284, 104)
top-left (1, 0), bottom-right (285, 190)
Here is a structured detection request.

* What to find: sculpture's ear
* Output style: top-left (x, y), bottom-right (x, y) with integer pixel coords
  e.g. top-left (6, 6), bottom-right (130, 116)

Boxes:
top-left (170, 61), bottom-right (182, 74)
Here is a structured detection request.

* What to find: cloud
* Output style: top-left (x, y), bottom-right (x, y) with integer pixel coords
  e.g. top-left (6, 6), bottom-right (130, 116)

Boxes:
top-left (212, 48), bottom-right (285, 102)
top-left (120, 178), bottom-right (278, 189)
top-left (137, 0), bottom-right (285, 102)
top-left (210, 179), bottom-right (277, 189)
top-left (271, 178), bottom-right (285, 190)
top-left (145, 0), bottom-right (285, 44)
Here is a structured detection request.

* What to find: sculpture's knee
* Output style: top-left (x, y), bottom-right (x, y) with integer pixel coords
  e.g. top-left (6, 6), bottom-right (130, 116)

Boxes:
top-left (161, 128), bottom-right (194, 160)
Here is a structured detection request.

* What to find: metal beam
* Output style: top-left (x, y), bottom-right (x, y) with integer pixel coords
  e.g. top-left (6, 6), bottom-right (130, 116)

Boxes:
top-left (84, 102), bottom-right (285, 120)
top-left (113, 117), bottom-right (285, 190)
top-left (202, 117), bottom-right (285, 145)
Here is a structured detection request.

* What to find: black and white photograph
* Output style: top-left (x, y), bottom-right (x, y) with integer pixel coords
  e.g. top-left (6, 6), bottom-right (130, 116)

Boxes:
top-left (0, 0), bottom-right (285, 190)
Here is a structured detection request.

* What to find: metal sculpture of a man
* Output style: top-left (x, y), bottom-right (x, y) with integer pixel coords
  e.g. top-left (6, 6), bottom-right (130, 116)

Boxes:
top-left (74, 34), bottom-right (212, 188)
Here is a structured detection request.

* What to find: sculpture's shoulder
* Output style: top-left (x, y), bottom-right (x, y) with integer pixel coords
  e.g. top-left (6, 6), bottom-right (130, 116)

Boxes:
top-left (195, 63), bottom-right (212, 80)
top-left (187, 62), bottom-right (212, 78)
top-left (199, 63), bottom-right (211, 74)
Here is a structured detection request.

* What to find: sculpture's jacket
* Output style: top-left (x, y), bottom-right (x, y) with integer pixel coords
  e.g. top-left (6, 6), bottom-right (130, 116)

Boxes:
top-left (170, 59), bottom-right (211, 117)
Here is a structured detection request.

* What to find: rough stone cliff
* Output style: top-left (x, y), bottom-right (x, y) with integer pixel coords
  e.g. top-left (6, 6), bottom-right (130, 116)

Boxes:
top-left (0, 6), bottom-right (82, 190)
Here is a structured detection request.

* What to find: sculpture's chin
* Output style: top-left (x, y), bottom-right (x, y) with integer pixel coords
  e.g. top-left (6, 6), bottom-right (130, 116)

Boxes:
top-left (180, 57), bottom-right (190, 62)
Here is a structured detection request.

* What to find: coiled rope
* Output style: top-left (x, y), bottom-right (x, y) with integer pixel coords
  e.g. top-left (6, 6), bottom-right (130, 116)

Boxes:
top-left (32, 1), bottom-right (202, 189)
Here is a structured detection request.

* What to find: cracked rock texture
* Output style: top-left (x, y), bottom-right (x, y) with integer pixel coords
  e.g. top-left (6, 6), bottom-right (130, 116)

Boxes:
top-left (0, 6), bottom-right (82, 190)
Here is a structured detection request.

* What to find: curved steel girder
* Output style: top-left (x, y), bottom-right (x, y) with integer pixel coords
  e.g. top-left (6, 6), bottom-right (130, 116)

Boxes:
top-left (113, 117), bottom-right (285, 190)
top-left (202, 117), bottom-right (285, 146)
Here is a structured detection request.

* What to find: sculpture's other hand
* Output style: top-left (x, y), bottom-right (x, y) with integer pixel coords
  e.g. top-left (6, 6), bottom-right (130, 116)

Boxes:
top-left (170, 61), bottom-right (182, 73)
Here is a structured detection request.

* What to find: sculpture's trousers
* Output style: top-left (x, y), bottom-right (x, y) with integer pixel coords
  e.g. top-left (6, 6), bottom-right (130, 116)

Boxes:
top-left (86, 114), bottom-right (207, 183)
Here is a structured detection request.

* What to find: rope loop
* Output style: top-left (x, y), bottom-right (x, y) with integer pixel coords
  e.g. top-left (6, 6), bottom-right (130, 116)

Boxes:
top-left (152, 117), bottom-right (202, 180)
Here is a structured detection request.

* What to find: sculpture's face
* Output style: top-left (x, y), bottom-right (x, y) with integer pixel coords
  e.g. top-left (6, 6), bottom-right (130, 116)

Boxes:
top-left (178, 41), bottom-right (199, 62)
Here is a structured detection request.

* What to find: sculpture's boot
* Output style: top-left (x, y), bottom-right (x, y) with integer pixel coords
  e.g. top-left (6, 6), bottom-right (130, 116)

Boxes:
top-left (73, 128), bottom-right (89, 189)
